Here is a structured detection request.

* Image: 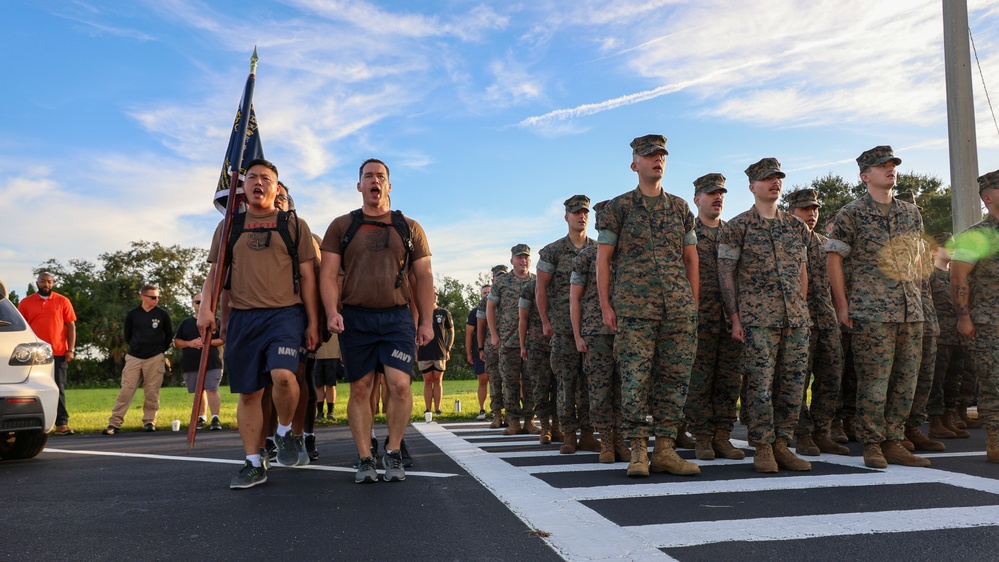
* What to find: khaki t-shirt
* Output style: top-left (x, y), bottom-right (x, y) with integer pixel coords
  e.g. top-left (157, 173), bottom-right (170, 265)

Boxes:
top-left (209, 210), bottom-right (316, 310)
top-left (320, 210), bottom-right (431, 309)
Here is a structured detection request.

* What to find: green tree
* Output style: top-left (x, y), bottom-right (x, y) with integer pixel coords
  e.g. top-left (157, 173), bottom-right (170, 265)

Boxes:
top-left (433, 275), bottom-right (480, 376)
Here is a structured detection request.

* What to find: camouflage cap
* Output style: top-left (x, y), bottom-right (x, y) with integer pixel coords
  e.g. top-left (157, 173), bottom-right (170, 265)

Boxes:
top-left (785, 188), bottom-right (821, 209)
top-left (978, 169), bottom-right (999, 194)
top-left (856, 145), bottom-right (902, 171)
top-left (491, 264), bottom-right (509, 275)
top-left (593, 200), bottom-right (610, 231)
top-left (895, 192), bottom-right (916, 205)
top-left (511, 243), bottom-right (531, 256)
top-left (745, 158), bottom-right (786, 182)
top-left (564, 194), bottom-right (591, 213)
top-left (693, 173), bottom-right (727, 195)
top-left (630, 134), bottom-right (669, 156)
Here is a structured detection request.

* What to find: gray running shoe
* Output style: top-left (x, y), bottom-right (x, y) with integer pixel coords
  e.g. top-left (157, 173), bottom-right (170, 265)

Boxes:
top-left (230, 461), bottom-right (267, 489)
top-left (209, 417), bottom-right (222, 431)
top-left (382, 450), bottom-right (406, 482)
top-left (275, 432), bottom-right (300, 467)
top-left (258, 447), bottom-right (270, 471)
top-left (355, 456), bottom-right (379, 483)
top-left (306, 435), bottom-right (319, 461)
top-left (295, 434), bottom-right (310, 466)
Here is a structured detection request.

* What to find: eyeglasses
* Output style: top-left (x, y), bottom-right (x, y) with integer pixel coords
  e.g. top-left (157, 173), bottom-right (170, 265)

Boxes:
top-left (193, 300), bottom-right (202, 305)
top-left (275, 195), bottom-right (288, 203)
top-left (143, 294), bottom-right (159, 300)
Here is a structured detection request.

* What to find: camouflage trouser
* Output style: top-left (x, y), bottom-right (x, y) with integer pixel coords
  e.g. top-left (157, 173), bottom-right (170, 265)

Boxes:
top-left (551, 332), bottom-right (591, 433)
top-left (527, 341), bottom-right (556, 419)
top-left (685, 330), bottom-right (742, 437)
top-left (582, 334), bottom-right (620, 435)
top-left (836, 330), bottom-right (858, 419)
top-left (485, 341), bottom-right (503, 412)
top-left (852, 320), bottom-right (923, 444)
top-left (500, 346), bottom-right (534, 418)
top-left (969, 324), bottom-right (999, 430)
top-left (906, 334), bottom-right (936, 428)
top-left (796, 327), bottom-right (844, 435)
top-left (743, 326), bottom-right (810, 444)
top-left (617, 316), bottom-right (696, 439)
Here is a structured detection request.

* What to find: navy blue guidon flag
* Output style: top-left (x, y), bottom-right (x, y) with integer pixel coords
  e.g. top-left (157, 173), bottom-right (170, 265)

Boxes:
top-left (213, 101), bottom-right (264, 214)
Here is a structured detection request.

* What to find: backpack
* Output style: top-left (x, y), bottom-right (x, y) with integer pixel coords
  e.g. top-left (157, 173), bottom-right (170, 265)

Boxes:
top-left (224, 210), bottom-right (301, 294)
top-left (340, 209), bottom-right (414, 288)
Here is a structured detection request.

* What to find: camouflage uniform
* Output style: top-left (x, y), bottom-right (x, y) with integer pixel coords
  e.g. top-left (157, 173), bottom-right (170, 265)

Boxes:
top-left (719, 203), bottom-right (812, 445)
top-left (519, 278), bottom-right (555, 421)
top-left (687, 185), bottom-right (743, 440)
top-left (785, 190), bottom-right (844, 438)
top-left (488, 251), bottom-right (536, 419)
top-left (906, 242), bottom-right (938, 429)
top-left (539, 234), bottom-right (596, 434)
top-left (599, 185), bottom-right (697, 440)
top-left (476, 294), bottom-right (503, 413)
top-left (951, 208), bottom-right (999, 432)
top-left (928, 266), bottom-right (970, 417)
top-left (571, 243), bottom-right (619, 435)
top-left (827, 184), bottom-right (925, 445)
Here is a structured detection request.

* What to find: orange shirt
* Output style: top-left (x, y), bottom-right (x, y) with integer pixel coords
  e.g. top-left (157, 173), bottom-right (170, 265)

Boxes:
top-left (18, 292), bottom-right (77, 356)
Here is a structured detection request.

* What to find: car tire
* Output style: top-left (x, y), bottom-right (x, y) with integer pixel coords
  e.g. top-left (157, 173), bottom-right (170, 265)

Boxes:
top-left (0, 431), bottom-right (49, 460)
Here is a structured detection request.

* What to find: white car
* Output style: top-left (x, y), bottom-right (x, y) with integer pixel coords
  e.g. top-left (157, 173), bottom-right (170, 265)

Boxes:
top-left (0, 278), bottom-right (58, 460)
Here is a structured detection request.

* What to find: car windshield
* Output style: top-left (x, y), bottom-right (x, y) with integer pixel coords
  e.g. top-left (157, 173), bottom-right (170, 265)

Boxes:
top-left (0, 299), bottom-right (28, 332)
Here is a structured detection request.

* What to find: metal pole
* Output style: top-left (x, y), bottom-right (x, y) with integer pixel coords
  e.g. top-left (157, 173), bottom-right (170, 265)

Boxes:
top-left (943, 0), bottom-right (982, 232)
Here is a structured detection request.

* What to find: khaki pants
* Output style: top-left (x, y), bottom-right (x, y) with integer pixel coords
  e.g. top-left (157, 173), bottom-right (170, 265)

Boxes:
top-left (109, 353), bottom-right (165, 427)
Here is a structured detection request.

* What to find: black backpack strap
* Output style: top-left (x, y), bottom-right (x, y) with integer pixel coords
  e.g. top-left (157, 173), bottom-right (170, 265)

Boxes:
top-left (223, 212), bottom-right (247, 291)
top-left (277, 210), bottom-right (301, 294)
top-left (390, 210), bottom-right (414, 288)
top-left (340, 209), bottom-right (365, 252)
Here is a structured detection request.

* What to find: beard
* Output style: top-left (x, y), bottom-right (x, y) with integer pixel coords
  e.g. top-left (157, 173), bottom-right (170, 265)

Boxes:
top-left (36, 288), bottom-right (52, 297)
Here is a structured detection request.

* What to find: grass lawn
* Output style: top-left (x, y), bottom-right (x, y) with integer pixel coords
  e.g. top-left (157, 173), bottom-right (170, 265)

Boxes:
top-left (65, 379), bottom-right (489, 434)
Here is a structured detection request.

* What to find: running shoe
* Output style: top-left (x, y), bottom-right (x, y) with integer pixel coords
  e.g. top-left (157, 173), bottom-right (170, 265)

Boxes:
top-left (355, 456), bottom-right (379, 483)
top-left (258, 448), bottom-right (270, 471)
top-left (265, 437), bottom-right (277, 463)
top-left (476, 410), bottom-right (487, 421)
top-left (400, 439), bottom-right (413, 468)
top-left (101, 425), bottom-right (120, 435)
top-left (275, 432), bottom-right (300, 467)
top-left (196, 416), bottom-right (206, 429)
top-left (306, 434), bottom-right (319, 461)
top-left (382, 450), bottom-right (406, 482)
top-left (295, 434), bottom-right (310, 466)
top-left (230, 460), bottom-right (267, 489)
top-left (143, 423), bottom-right (156, 432)
top-left (209, 416), bottom-right (222, 431)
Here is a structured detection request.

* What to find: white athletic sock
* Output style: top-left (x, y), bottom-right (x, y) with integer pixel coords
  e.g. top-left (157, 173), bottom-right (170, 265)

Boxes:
top-left (277, 423), bottom-right (292, 437)
top-left (247, 454), bottom-right (262, 467)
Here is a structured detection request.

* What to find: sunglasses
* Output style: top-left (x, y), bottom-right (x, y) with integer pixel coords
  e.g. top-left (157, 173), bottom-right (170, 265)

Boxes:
top-left (193, 300), bottom-right (202, 305)
top-left (143, 294), bottom-right (159, 300)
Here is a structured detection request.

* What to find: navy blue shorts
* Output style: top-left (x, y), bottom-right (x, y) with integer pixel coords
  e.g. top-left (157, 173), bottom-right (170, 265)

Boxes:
top-left (314, 358), bottom-right (341, 386)
top-left (225, 306), bottom-right (306, 393)
top-left (339, 305), bottom-right (415, 382)
top-left (473, 355), bottom-right (486, 375)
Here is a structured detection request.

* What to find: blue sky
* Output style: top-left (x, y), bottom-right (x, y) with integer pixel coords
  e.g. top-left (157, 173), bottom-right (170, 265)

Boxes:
top-left (3, 0), bottom-right (999, 298)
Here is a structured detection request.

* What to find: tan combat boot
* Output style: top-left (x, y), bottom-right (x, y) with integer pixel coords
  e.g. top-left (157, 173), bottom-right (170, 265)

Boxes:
top-left (960, 407), bottom-right (983, 429)
top-left (559, 431), bottom-right (577, 454)
top-left (881, 440), bottom-right (931, 467)
top-left (627, 437), bottom-right (649, 477)
top-left (753, 443), bottom-right (778, 473)
top-left (828, 419), bottom-right (849, 444)
top-left (613, 428), bottom-right (631, 462)
top-left (863, 443), bottom-right (888, 468)
top-left (774, 437), bottom-right (812, 471)
top-left (650, 437), bottom-right (700, 475)
top-left (489, 410), bottom-right (503, 429)
top-left (812, 430), bottom-right (850, 455)
top-left (675, 424), bottom-right (696, 449)
top-left (502, 416), bottom-right (522, 436)
top-left (928, 415), bottom-right (957, 439)
top-left (550, 417), bottom-right (564, 442)
top-left (904, 426), bottom-right (945, 452)
top-left (943, 410), bottom-right (971, 438)
top-left (987, 428), bottom-right (999, 463)
top-left (599, 435), bottom-right (615, 464)
top-left (794, 434), bottom-right (820, 456)
top-left (843, 416), bottom-right (857, 441)
top-left (539, 418), bottom-right (552, 445)
top-left (523, 416), bottom-right (542, 435)
top-left (712, 429), bottom-right (746, 460)
top-left (694, 434), bottom-right (715, 461)
top-left (578, 430), bottom-right (602, 453)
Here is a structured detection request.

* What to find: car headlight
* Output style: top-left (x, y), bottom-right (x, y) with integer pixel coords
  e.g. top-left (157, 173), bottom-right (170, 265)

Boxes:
top-left (9, 342), bottom-right (54, 366)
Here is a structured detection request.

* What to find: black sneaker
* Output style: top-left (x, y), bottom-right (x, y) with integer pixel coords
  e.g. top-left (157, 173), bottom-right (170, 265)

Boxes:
top-left (101, 425), bottom-right (120, 435)
top-left (370, 436), bottom-right (379, 458)
top-left (400, 439), bottom-right (413, 468)
top-left (258, 448), bottom-right (270, 471)
top-left (230, 460), bottom-right (267, 489)
top-left (265, 438), bottom-right (277, 463)
top-left (196, 416), bottom-right (206, 429)
top-left (295, 434), bottom-right (310, 466)
top-left (275, 432), bottom-right (299, 467)
top-left (209, 417), bottom-right (222, 431)
top-left (143, 423), bottom-right (156, 432)
top-left (352, 455), bottom-right (361, 469)
top-left (355, 456), bottom-right (378, 483)
top-left (382, 450), bottom-right (406, 482)
top-left (435, 409), bottom-right (442, 416)
top-left (476, 410), bottom-right (487, 421)
top-left (306, 435), bottom-right (319, 461)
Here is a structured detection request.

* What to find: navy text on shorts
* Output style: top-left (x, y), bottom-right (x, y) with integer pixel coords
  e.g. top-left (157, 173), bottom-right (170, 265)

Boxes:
top-left (340, 305), bottom-right (416, 381)
top-left (225, 305), bottom-right (306, 393)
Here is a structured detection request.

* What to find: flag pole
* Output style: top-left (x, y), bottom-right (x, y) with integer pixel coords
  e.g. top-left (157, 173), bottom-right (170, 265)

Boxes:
top-left (187, 47), bottom-right (258, 452)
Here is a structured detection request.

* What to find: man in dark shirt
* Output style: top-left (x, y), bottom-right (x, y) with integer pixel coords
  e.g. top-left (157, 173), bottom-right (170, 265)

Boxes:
top-left (418, 293), bottom-right (454, 415)
top-left (104, 284), bottom-right (173, 433)
top-left (174, 292), bottom-right (224, 430)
